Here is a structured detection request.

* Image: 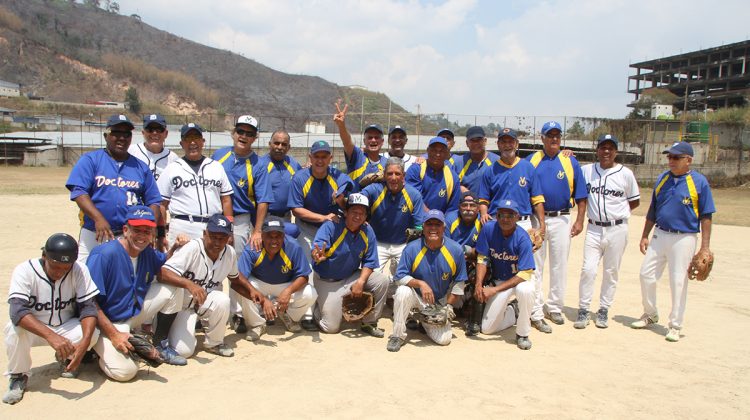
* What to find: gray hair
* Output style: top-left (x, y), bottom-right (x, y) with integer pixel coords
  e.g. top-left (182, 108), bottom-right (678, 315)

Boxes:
top-left (385, 157), bottom-right (405, 173)
top-left (270, 129), bottom-right (290, 142)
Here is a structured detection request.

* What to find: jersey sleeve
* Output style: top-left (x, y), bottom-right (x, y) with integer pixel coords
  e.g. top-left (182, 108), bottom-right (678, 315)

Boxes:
top-left (530, 168), bottom-right (545, 206)
top-left (253, 165), bottom-right (273, 203)
top-left (218, 165), bottom-right (234, 196)
top-left (73, 263), bottom-right (100, 302)
top-left (8, 262), bottom-right (33, 302)
top-left (477, 167), bottom-right (492, 204)
top-left (335, 172), bottom-right (355, 196)
top-left (227, 247), bottom-right (239, 278)
top-left (698, 175), bottom-right (716, 216)
top-left (156, 164), bottom-right (174, 199)
top-left (345, 147), bottom-right (363, 174)
top-left (394, 244), bottom-right (415, 283)
top-left (572, 158), bottom-right (588, 201)
top-left (289, 242), bottom-right (312, 279)
top-left (163, 240), bottom-right (199, 276)
top-left (65, 154), bottom-right (95, 198)
top-left (625, 168), bottom-right (641, 201)
top-left (404, 165), bottom-right (422, 192)
top-left (411, 190), bottom-right (427, 226)
top-left (238, 245), bottom-right (260, 278)
top-left (474, 223), bottom-right (492, 258)
top-left (452, 245), bottom-right (468, 283)
top-left (447, 170), bottom-right (461, 211)
top-left (85, 250), bottom-right (110, 300)
top-left (516, 232), bottom-right (535, 271)
top-left (287, 172), bottom-right (305, 209)
top-left (361, 228), bottom-right (380, 270)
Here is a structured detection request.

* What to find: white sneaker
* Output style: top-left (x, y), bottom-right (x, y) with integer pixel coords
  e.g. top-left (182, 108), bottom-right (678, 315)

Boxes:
top-left (665, 328), bottom-right (681, 342)
top-left (630, 313), bottom-right (659, 329)
top-left (245, 324), bottom-right (267, 342)
top-left (279, 312), bottom-right (302, 333)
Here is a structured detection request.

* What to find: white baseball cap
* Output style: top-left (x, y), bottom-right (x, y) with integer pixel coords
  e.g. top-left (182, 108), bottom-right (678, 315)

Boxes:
top-left (236, 115), bottom-right (258, 129)
top-left (347, 193), bottom-right (369, 209)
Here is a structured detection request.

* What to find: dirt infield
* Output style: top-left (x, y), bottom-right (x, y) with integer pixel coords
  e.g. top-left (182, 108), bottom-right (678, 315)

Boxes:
top-left (0, 166), bottom-right (747, 418)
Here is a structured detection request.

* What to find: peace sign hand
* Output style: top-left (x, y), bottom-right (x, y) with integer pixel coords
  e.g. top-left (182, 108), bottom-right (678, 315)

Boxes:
top-left (311, 241), bottom-right (329, 263)
top-left (333, 99), bottom-right (349, 127)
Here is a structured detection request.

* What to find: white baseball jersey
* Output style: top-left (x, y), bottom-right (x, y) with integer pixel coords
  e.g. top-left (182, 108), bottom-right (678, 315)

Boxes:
top-left (582, 163), bottom-right (640, 222)
top-left (8, 259), bottom-right (99, 327)
top-left (128, 143), bottom-right (179, 183)
top-left (382, 152), bottom-right (417, 171)
top-left (157, 158), bottom-right (233, 217)
top-left (163, 239), bottom-right (238, 307)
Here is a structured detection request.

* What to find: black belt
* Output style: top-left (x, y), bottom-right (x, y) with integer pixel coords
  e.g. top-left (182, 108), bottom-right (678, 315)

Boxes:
top-left (657, 225), bottom-right (691, 234)
top-left (589, 219), bottom-right (624, 227)
top-left (518, 215), bottom-right (530, 221)
top-left (172, 214), bottom-right (210, 223)
top-left (544, 210), bottom-right (570, 217)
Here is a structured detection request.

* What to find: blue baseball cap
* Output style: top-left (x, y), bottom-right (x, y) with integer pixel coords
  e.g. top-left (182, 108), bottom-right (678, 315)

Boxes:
top-left (498, 127), bottom-right (518, 140)
top-left (106, 114), bottom-right (135, 129)
top-left (663, 141), bottom-right (694, 157)
top-left (466, 126), bottom-right (486, 140)
top-left (180, 123), bottom-right (204, 138)
top-left (388, 125), bottom-right (406, 136)
top-left (597, 134), bottom-right (619, 149)
top-left (143, 114), bottom-right (167, 128)
top-left (541, 121), bottom-right (562, 135)
top-left (126, 205), bottom-right (156, 227)
top-left (436, 128), bottom-right (454, 138)
top-left (424, 209), bottom-right (446, 224)
top-left (496, 199), bottom-right (519, 215)
top-left (428, 136), bottom-right (448, 148)
top-left (206, 214), bottom-right (233, 235)
top-left (363, 124), bottom-right (384, 135)
top-left (310, 140), bottom-right (331, 154)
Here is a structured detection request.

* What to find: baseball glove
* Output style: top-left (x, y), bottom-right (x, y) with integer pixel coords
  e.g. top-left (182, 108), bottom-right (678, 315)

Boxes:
top-left (358, 170), bottom-right (384, 188)
top-left (526, 228), bottom-right (544, 253)
top-left (342, 292), bottom-right (374, 322)
top-left (412, 304), bottom-right (455, 326)
top-left (687, 249), bottom-right (714, 281)
top-left (128, 334), bottom-right (164, 367)
top-left (405, 227), bottom-right (423, 242)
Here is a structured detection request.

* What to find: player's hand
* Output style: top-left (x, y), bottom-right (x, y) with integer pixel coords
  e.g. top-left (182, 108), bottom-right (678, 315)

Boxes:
top-left (173, 234), bottom-right (191, 248)
top-left (261, 298), bottom-right (277, 321)
top-left (333, 99), bottom-right (348, 127)
top-left (570, 219), bottom-right (583, 237)
top-left (415, 156), bottom-right (426, 165)
top-left (249, 231), bottom-right (262, 251)
top-left (350, 280), bottom-right (365, 298)
top-left (481, 285), bottom-right (498, 301)
top-left (418, 281), bottom-right (435, 304)
top-left (94, 218), bottom-right (115, 243)
top-left (276, 289), bottom-right (292, 313)
top-left (65, 340), bottom-right (89, 374)
top-left (480, 213), bottom-right (492, 224)
top-left (47, 333), bottom-right (76, 361)
top-left (639, 237), bottom-right (649, 255)
top-left (188, 283), bottom-right (208, 307)
top-left (561, 149), bottom-right (575, 158)
top-left (111, 330), bottom-right (134, 355)
top-left (156, 236), bottom-right (168, 252)
top-left (323, 212), bottom-right (340, 224)
top-left (473, 283), bottom-right (485, 303)
top-left (249, 288), bottom-right (264, 304)
top-left (538, 223), bottom-right (547, 239)
top-left (311, 242), bottom-right (329, 263)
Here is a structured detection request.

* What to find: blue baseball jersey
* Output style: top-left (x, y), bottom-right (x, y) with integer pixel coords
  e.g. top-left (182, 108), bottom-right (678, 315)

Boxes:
top-left (261, 154), bottom-right (303, 215)
top-left (87, 239), bottom-right (167, 322)
top-left (312, 219), bottom-right (379, 280)
top-left (395, 237), bottom-right (467, 299)
top-left (454, 152), bottom-right (500, 193)
top-left (478, 157), bottom-right (545, 216)
top-left (346, 147), bottom-right (388, 187)
top-left (445, 211), bottom-right (481, 248)
top-left (404, 162), bottom-right (461, 213)
top-left (288, 167), bottom-right (354, 225)
top-left (527, 151), bottom-right (587, 211)
top-left (238, 236), bottom-right (311, 285)
top-left (211, 147), bottom-right (272, 221)
top-left (420, 152), bottom-right (460, 171)
top-left (475, 221), bottom-right (535, 282)
top-left (647, 170), bottom-right (715, 233)
top-left (360, 183), bottom-right (427, 244)
top-left (66, 149), bottom-right (162, 231)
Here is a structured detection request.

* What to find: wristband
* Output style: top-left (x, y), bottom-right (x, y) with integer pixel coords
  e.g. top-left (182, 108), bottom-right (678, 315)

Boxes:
top-left (157, 226), bottom-right (166, 238)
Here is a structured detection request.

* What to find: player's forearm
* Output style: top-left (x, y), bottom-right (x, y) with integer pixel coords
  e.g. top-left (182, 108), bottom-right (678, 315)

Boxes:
top-left (337, 122), bottom-right (354, 156)
top-left (494, 276), bottom-right (522, 293)
top-left (286, 275), bottom-right (309, 295)
top-left (73, 194), bottom-right (106, 223)
top-left (221, 195), bottom-right (233, 218)
top-left (17, 314), bottom-right (57, 343)
top-left (148, 204), bottom-right (161, 227)
top-left (80, 316), bottom-right (97, 345)
top-left (475, 261), bottom-right (488, 288)
top-left (628, 199), bottom-right (640, 211)
top-left (229, 276), bottom-right (255, 301)
top-left (159, 267), bottom-right (194, 290)
top-left (253, 203), bottom-right (268, 234)
top-left (574, 198), bottom-right (587, 221)
top-left (358, 267), bottom-right (373, 286)
top-left (533, 202), bottom-right (545, 228)
top-left (96, 307), bottom-right (121, 339)
top-left (292, 207), bottom-right (326, 224)
top-left (479, 204), bottom-right (489, 219)
top-left (641, 219), bottom-right (655, 239)
top-left (700, 218), bottom-right (712, 249)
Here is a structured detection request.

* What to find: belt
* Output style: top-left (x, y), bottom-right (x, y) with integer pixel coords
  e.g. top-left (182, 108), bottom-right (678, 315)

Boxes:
top-left (656, 225), bottom-right (691, 234)
top-left (519, 215), bottom-right (530, 221)
top-left (172, 214), bottom-right (210, 223)
top-left (589, 219), bottom-right (624, 227)
top-left (544, 210), bottom-right (570, 217)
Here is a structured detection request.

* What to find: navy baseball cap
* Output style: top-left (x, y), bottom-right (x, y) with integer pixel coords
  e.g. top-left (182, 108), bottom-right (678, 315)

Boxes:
top-left (388, 126), bottom-right (406, 136)
top-left (541, 121), bottom-right (562, 135)
top-left (496, 199), bottom-right (519, 215)
top-left (126, 205), bottom-right (156, 227)
top-left (436, 128), bottom-right (455, 137)
top-left (206, 214), bottom-right (233, 235)
top-left (180, 123), bottom-right (204, 138)
top-left (597, 134), bottom-right (619, 149)
top-left (106, 114), bottom-right (135, 129)
top-left (498, 127), bottom-right (518, 140)
top-left (363, 124), bottom-right (384, 135)
top-left (663, 141), bottom-right (694, 157)
top-left (428, 136), bottom-right (448, 148)
top-left (424, 209), bottom-right (446, 224)
top-left (466, 126), bottom-right (486, 140)
top-left (143, 114), bottom-right (167, 128)
top-left (460, 191), bottom-right (478, 204)
top-left (261, 216), bottom-right (285, 233)
top-left (310, 140), bottom-right (331, 154)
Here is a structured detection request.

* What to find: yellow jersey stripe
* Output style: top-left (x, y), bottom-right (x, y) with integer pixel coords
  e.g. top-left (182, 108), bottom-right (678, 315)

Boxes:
top-left (458, 158), bottom-right (472, 180)
top-left (358, 230), bottom-right (369, 255)
top-left (411, 246), bottom-right (429, 273)
top-left (283, 160), bottom-right (296, 176)
top-left (498, 156), bottom-right (520, 169)
top-left (439, 245), bottom-right (457, 276)
top-left (685, 174), bottom-right (700, 218)
top-left (529, 151), bottom-right (543, 168)
top-left (449, 218), bottom-right (461, 234)
top-left (559, 154), bottom-right (575, 207)
top-left (655, 174), bottom-right (670, 196)
top-left (443, 165), bottom-right (454, 202)
top-left (325, 229), bottom-right (348, 258)
top-left (301, 176), bottom-right (314, 199)
top-left (326, 175), bottom-right (338, 193)
top-left (349, 161), bottom-right (368, 180)
top-left (254, 249), bottom-right (266, 268)
top-left (401, 188), bottom-right (414, 212)
top-left (266, 161), bottom-right (274, 173)
top-left (245, 159), bottom-right (255, 205)
top-left (279, 249), bottom-right (292, 272)
top-left (371, 187), bottom-right (387, 213)
top-left (217, 150), bottom-right (233, 164)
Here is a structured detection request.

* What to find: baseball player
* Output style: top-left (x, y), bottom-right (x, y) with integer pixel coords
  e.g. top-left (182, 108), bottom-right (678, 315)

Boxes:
top-left (66, 114), bottom-right (162, 262)
top-left (310, 193), bottom-right (389, 336)
top-left (574, 134), bottom-right (640, 329)
top-left (157, 123), bottom-right (234, 244)
top-left (631, 142), bottom-right (714, 342)
top-left (334, 101), bottom-right (387, 187)
top-left (233, 216), bottom-right (317, 341)
top-left (405, 136), bottom-right (461, 214)
top-left (381, 126), bottom-right (420, 171)
top-left (423, 128), bottom-right (459, 170)
top-left (3, 233), bottom-right (99, 405)
top-left (455, 126), bottom-right (499, 194)
top-left (446, 191), bottom-right (482, 253)
top-left (360, 157), bottom-right (427, 280)
top-left (472, 200), bottom-right (536, 349)
top-left (262, 129), bottom-right (303, 220)
top-left (387, 209), bottom-right (467, 352)
top-left (158, 215), bottom-right (238, 357)
top-left (527, 121), bottom-right (587, 328)
top-left (88, 206), bottom-right (189, 382)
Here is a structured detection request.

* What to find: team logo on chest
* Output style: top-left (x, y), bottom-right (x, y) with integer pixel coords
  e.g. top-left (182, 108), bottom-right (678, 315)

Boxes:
top-left (402, 204), bottom-right (409, 213)
top-left (439, 189), bottom-right (446, 197)
top-left (281, 264), bottom-right (290, 274)
top-left (238, 178), bottom-right (247, 188)
top-left (518, 176), bottom-right (527, 187)
top-left (473, 234), bottom-right (478, 242)
top-left (557, 171), bottom-right (565, 180)
top-left (441, 272), bottom-right (449, 281)
top-left (682, 197), bottom-right (691, 206)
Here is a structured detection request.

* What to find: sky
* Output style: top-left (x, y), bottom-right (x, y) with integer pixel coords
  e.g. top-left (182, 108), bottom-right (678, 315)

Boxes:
top-left (117, 0), bottom-right (750, 120)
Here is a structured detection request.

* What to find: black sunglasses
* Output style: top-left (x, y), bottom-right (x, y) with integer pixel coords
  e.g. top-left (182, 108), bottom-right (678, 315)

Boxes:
top-left (144, 126), bottom-right (166, 134)
top-left (108, 130), bottom-right (133, 138)
top-left (235, 128), bottom-right (257, 137)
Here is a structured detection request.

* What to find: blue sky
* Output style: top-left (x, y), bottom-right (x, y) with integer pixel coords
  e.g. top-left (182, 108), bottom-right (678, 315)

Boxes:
top-left (117, 0), bottom-right (749, 119)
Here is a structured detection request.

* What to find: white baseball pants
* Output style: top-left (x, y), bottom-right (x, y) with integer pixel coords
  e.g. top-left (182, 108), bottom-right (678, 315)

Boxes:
top-left (168, 218), bottom-right (207, 245)
top-left (239, 278), bottom-right (317, 328)
top-left (578, 223), bottom-right (629, 311)
top-left (390, 286), bottom-right (452, 345)
top-left (312, 270), bottom-right (389, 333)
top-left (481, 280), bottom-right (534, 337)
top-left (169, 290), bottom-right (230, 357)
top-left (229, 213), bottom-right (253, 317)
top-left (77, 227), bottom-right (119, 263)
top-left (530, 214), bottom-right (571, 316)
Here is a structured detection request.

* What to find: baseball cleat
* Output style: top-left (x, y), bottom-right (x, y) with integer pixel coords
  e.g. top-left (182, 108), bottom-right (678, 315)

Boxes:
top-left (516, 335), bottom-right (532, 350)
top-left (630, 313), bottom-right (659, 329)
top-left (665, 328), bottom-right (681, 342)
top-left (544, 310), bottom-right (565, 325)
top-left (2, 373), bottom-right (28, 405)
top-left (595, 308), bottom-right (609, 329)
top-left (386, 336), bottom-right (405, 352)
top-left (279, 312), bottom-right (302, 333)
top-left (573, 309), bottom-right (590, 329)
top-left (156, 340), bottom-right (188, 366)
top-left (205, 343), bottom-right (234, 357)
top-left (360, 322), bottom-right (385, 338)
top-left (465, 321), bottom-right (481, 337)
top-left (531, 319), bottom-right (552, 334)
top-left (300, 318), bottom-right (319, 331)
top-left (245, 324), bottom-right (267, 342)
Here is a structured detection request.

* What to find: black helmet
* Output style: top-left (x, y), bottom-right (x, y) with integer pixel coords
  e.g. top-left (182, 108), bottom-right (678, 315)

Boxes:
top-left (43, 233), bottom-right (79, 263)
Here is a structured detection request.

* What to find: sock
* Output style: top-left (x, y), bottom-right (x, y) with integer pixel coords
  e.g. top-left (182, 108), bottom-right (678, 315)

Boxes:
top-left (152, 312), bottom-right (177, 346)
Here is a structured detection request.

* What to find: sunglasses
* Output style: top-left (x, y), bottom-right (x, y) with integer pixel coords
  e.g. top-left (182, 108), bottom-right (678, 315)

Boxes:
top-left (108, 130), bottom-right (133, 138)
top-left (144, 126), bottom-right (166, 134)
top-left (667, 155), bottom-right (688, 160)
top-left (544, 133), bottom-right (562, 140)
top-left (235, 128), bottom-right (257, 137)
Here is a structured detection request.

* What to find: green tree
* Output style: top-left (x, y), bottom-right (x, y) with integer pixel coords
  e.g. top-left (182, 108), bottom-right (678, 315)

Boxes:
top-left (125, 86), bottom-right (141, 114)
top-left (566, 121), bottom-right (585, 139)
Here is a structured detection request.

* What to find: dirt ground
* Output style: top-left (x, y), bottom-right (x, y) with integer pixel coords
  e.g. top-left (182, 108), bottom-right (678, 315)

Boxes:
top-left (0, 166), bottom-right (747, 418)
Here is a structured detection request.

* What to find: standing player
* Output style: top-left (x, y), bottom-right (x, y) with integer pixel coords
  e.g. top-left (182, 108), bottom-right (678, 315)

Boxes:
top-left (334, 101), bottom-right (387, 187)
top-left (405, 136), bottom-right (461, 214)
top-left (157, 123), bottom-right (234, 244)
top-left (574, 135), bottom-right (640, 329)
top-left (66, 114), bottom-right (162, 262)
top-left (631, 142), bottom-right (714, 342)
top-left (381, 126), bottom-right (419, 171)
top-left (3, 234), bottom-right (99, 405)
top-left (432, 128), bottom-right (460, 170)
top-left (455, 126), bottom-right (499, 194)
top-left (262, 129), bottom-right (303, 221)
top-left (527, 121), bottom-right (587, 327)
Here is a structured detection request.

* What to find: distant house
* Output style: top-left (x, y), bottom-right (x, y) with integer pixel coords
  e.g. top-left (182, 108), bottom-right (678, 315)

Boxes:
top-left (0, 80), bottom-right (20, 97)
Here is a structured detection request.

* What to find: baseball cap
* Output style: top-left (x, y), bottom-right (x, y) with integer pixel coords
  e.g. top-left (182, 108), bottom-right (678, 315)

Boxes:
top-left (235, 115), bottom-right (258, 129)
top-left (388, 126), bottom-right (406, 136)
top-left (310, 140), bottom-right (331, 154)
top-left (428, 136), bottom-right (448, 148)
top-left (106, 114), bottom-right (135, 130)
top-left (143, 114), bottom-right (167, 129)
top-left (496, 199), bottom-right (519, 215)
top-left (126, 205), bottom-right (156, 227)
top-left (460, 191), bottom-right (478, 204)
top-left (363, 124), bottom-right (384, 135)
top-left (206, 214), bottom-right (233, 235)
top-left (663, 141), bottom-right (694, 157)
top-left (346, 193), bottom-right (370, 209)
top-left (466, 126), bottom-right (486, 140)
top-left (261, 216), bottom-right (285, 233)
top-left (436, 128), bottom-right (455, 137)
top-left (597, 134), bottom-right (619, 149)
top-left (541, 121), bottom-right (562, 135)
top-left (424, 209), bottom-right (446, 224)
top-left (180, 123), bottom-right (204, 138)
top-left (498, 127), bottom-right (518, 140)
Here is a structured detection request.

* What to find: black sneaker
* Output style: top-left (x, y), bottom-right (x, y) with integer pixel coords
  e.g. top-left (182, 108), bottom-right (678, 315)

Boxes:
top-left (465, 321), bottom-right (481, 337)
top-left (360, 322), bottom-right (385, 338)
top-left (406, 318), bottom-right (419, 330)
top-left (300, 318), bottom-right (319, 331)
